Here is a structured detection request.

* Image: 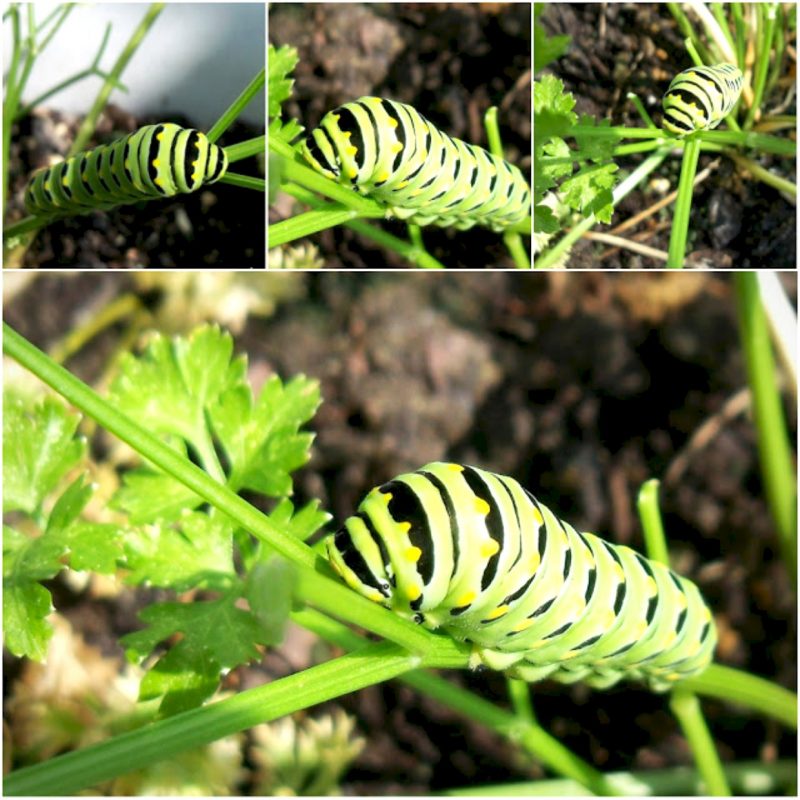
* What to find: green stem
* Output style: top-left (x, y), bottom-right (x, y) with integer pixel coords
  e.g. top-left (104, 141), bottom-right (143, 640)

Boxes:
top-left (669, 689), bottom-right (731, 795)
top-left (666, 135), bottom-right (701, 269)
top-left (4, 641), bottom-right (421, 796)
top-left (636, 479), bottom-right (669, 565)
top-left (683, 664), bottom-right (797, 729)
top-left (207, 67), bottom-right (265, 143)
top-left (70, 3), bottom-right (165, 155)
top-left (733, 273), bottom-right (797, 582)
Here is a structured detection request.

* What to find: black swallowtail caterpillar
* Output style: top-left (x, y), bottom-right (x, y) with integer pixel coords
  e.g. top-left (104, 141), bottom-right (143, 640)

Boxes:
top-left (662, 63), bottom-right (744, 137)
top-left (301, 96), bottom-right (531, 232)
top-left (327, 462), bottom-right (716, 691)
top-left (24, 123), bottom-right (228, 217)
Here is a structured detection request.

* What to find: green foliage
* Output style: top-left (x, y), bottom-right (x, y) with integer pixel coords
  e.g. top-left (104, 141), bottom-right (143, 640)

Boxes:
top-left (533, 76), bottom-right (621, 237)
top-left (533, 3), bottom-right (570, 74)
top-left (3, 325), bottom-right (328, 714)
top-left (268, 43), bottom-right (298, 119)
top-left (3, 392), bottom-right (122, 660)
top-left (105, 324), bottom-right (327, 713)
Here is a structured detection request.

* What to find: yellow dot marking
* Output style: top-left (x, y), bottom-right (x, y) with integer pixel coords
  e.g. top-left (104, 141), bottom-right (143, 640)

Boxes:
top-left (485, 604), bottom-right (509, 621)
top-left (406, 584), bottom-right (422, 602)
top-left (455, 591), bottom-right (476, 607)
top-left (480, 540), bottom-right (500, 558)
top-left (346, 146), bottom-right (358, 157)
top-left (397, 521), bottom-right (411, 534)
top-left (603, 609), bottom-right (617, 627)
top-left (646, 576), bottom-right (657, 596)
top-left (397, 180), bottom-right (409, 189)
top-left (664, 631), bottom-right (677, 647)
top-left (513, 618), bottom-right (534, 633)
top-left (664, 672), bottom-right (680, 682)
top-left (389, 118), bottom-right (398, 128)
top-left (155, 177), bottom-right (164, 186)
top-left (157, 132), bottom-right (165, 141)
top-left (474, 498), bottom-right (491, 516)
top-left (380, 492), bottom-right (392, 504)
top-left (152, 159), bottom-right (160, 168)
top-left (125, 158), bottom-right (131, 170)
top-left (704, 606), bottom-right (712, 621)
top-left (528, 552), bottom-right (541, 572)
top-left (405, 546), bottom-right (422, 563)
top-left (377, 171), bottom-right (390, 182)
top-left (677, 591), bottom-right (688, 609)
top-left (447, 464), bottom-right (464, 472)
top-left (62, 176), bottom-right (69, 186)
top-left (191, 172), bottom-right (199, 181)
top-left (532, 507), bottom-right (543, 525)
top-left (391, 142), bottom-right (402, 153)
top-left (346, 168), bottom-right (358, 179)
top-left (635, 620), bottom-right (648, 637)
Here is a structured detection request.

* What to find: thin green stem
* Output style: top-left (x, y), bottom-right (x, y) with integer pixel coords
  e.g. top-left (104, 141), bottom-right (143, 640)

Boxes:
top-left (207, 67), bottom-right (265, 143)
top-left (733, 273), bottom-right (797, 581)
top-left (669, 689), bottom-right (731, 795)
top-left (219, 172), bottom-right (264, 192)
top-left (637, 479), bottom-right (669, 565)
top-left (4, 641), bottom-right (422, 796)
top-left (683, 664), bottom-right (797, 729)
top-left (224, 136), bottom-right (265, 163)
top-left (666, 135), bottom-right (701, 268)
top-left (70, 3), bottom-right (165, 155)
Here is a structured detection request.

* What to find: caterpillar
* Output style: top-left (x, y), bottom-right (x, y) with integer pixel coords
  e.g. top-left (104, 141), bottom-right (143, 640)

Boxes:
top-left (24, 123), bottom-right (228, 217)
top-left (301, 96), bottom-right (531, 232)
top-left (662, 63), bottom-right (744, 137)
top-left (327, 462), bottom-right (716, 691)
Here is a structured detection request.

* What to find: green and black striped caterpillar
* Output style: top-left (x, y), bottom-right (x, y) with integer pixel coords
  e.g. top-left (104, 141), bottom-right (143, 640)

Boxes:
top-left (662, 63), bottom-right (743, 137)
top-left (327, 462), bottom-right (716, 691)
top-left (301, 96), bottom-right (531, 232)
top-left (24, 123), bottom-right (228, 217)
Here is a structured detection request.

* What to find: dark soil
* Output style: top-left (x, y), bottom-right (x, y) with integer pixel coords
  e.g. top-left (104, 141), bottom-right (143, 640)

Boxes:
top-left (6, 107), bottom-right (265, 269)
top-left (537, 3), bottom-right (796, 270)
top-left (4, 272), bottom-right (797, 793)
top-left (269, 2), bottom-right (532, 269)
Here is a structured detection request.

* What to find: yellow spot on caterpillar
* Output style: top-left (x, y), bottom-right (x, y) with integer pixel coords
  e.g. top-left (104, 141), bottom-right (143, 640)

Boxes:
top-left (346, 146), bottom-right (358, 157)
top-left (346, 168), bottom-right (358, 179)
top-left (191, 172), bottom-right (199, 181)
top-left (397, 180), bottom-right (409, 189)
top-left (513, 618), bottom-right (534, 633)
top-left (704, 606), bottom-right (712, 621)
top-left (474, 497), bottom-right (491, 516)
top-left (377, 171), bottom-right (389, 182)
top-left (603, 609), bottom-right (617, 627)
top-left (388, 118), bottom-right (398, 127)
top-left (677, 592), bottom-right (688, 609)
top-left (613, 562), bottom-right (625, 580)
top-left (406, 584), bottom-right (422, 602)
top-left (391, 142), bottom-right (402, 153)
top-left (397, 521), bottom-right (411, 534)
top-left (664, 631), bottom-right (677, 647)
top-left (368, 97), bottom-right (382, 105)
top-left (405, 546), bottom-right (422, 563)
top-left (152, 159), bottom-right (160, 168)
top-left (646, 576), bottom-right (657, 596)
top-left (420, 149), bottom-right (428, 159)
top-left (664, 672), bottom-right (680, 682)
top-left (532, 507), bottom-right (543, 525)
top-left (155, 177), bottom-right (164, 186)
top-left (485, 605), bottom-right (509, 621)
top-left (62, 176), bottom-right (69, 186)
top-left (635, 620), bottom-right (648, 637)
top-left (528, 552), bottom-right (541, 572)
top-left (380, 492), bottom-right (392, 504)
top-left (455, 591), bottom-right (476, 607)
top-left (125, 159), bottom-right (131, 170)
top-left (480, 540), bottom-right (500, 558)
top-left (447, 464), bottom-right (464, 472)
top-left (157, 132), bottom-right (165, 141)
